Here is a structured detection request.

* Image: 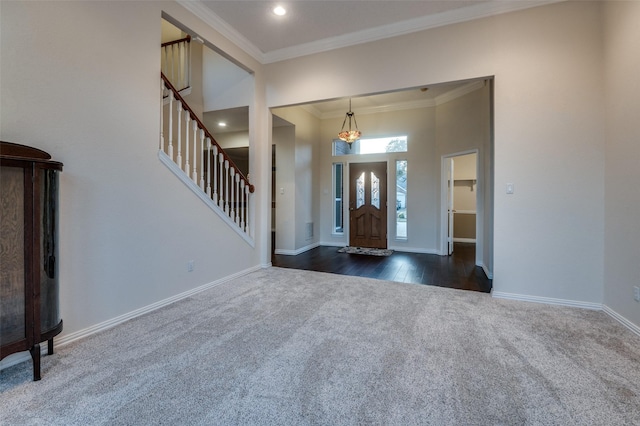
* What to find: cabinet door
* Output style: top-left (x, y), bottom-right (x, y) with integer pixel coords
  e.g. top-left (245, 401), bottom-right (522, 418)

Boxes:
top-left (0, 165), bottom-right (29, 348)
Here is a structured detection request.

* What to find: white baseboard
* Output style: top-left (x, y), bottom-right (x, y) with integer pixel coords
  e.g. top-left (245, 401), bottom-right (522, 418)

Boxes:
top-left (603, 305), bottom-right (640, 338)
top-left (274, 242), bottom-right (320, 256)
top-left (388, 246), bottom-right (440, 255)
top-left (0, 265), bottom-right (261, 372)
top-left (491, 291), bottom-right (602, 310)
top-left (318, 241), bottom-right (347, 248)
top-left (453, 238), bottom-right (476, 243)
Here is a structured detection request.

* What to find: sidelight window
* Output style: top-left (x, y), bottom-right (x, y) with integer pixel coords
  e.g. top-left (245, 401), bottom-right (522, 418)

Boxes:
top-left (396, 160), bottom-right (407, 239)
top-left (333, 162), bottom-right (344, 233)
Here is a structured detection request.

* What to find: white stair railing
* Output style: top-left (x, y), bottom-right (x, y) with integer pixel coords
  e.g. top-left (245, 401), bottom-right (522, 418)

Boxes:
top-left (160, 73), bottom-right (254, 240)
top-left (161, 36), bottom-right (191, 92)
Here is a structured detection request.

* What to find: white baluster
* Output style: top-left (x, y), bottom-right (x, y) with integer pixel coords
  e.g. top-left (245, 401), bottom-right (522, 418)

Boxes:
top-left (160, 79), bottom-right (164, 151)
top-left (230, 168), bottom-right (235, 221)
top-left (170, 44), bottom-right (175, 85)
top-left (224, 160), bottom-right (230, 214)
top-left (206, 138), bottom-right (212, 197)
top-left (240, 180), bottom-right (246, 230)
top-left (235, 173), bottom-right (240, 224)
top-left (212, 145), bottom-right (218, 203)
top-left (192, 120), bottom-right (198, 183)
top-left (176, 101), bottom-right (182, 168)
top-left (186, 40), bottom-right (191, 89)
top-left (245, 184), bottom-right (250, 235)
top-left (184, 112), bottom-right (190, 174)
top-left (218, 153), bottom-right (224, 209)
top-left (199, 130), bottom-right (205, 190)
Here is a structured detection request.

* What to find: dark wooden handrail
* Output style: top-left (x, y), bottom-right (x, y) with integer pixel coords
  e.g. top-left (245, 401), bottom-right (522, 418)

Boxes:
top-left (161, 35), bottom-right (191, 48)
top-left (161, 72), bottom-right (255, 193)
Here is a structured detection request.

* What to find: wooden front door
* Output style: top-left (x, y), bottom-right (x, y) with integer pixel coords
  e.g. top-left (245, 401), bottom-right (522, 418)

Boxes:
top-left (349, 162), bottom-right (387, 249)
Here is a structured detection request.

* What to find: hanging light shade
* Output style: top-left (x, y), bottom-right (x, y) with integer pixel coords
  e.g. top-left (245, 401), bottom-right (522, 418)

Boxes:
top-left (338, 99), bottom-right (361, 144)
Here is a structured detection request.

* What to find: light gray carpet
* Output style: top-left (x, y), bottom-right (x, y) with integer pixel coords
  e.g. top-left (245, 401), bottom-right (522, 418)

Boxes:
top-left (1, 267), bottom-right (640, 425)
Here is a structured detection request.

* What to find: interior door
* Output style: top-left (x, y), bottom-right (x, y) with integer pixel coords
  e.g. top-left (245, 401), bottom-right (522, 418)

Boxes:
top-left (349, 162), bottom-right (387, 249)
top-left (447, 158), bottom-right (455, 255)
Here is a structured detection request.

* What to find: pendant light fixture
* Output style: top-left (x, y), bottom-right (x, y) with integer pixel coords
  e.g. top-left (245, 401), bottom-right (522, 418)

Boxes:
top-left (338, 99), bottom-right (361, 145)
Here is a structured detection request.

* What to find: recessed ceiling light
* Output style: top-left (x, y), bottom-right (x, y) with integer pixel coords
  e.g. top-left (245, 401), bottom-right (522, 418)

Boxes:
top-left (273, 5), bottom-right (286, 16)
top-left (218, 122), bottom-right (227, 127)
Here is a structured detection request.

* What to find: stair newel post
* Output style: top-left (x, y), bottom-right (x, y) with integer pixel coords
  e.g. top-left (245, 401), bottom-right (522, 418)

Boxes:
top-left (199, 130), bottom-right (205, 190)
top-left (191, 119), bottom-right (198, 184)
top-left (168, 90), bottom-right (174, 160)
top-left (184, 112), bottom-right (191, 174)
top-left (224, 159), bottom-right (230, 214)
top-left (240, 180), bottom-right (246, 230)
top-left (176, 101), bottom-right (183, 169)
top-left (218, 153), bottom-right (225, 209)
top-left (230, 167), bottom-right (236, 221)
top-left (213, 145), bottom-right (219, 204)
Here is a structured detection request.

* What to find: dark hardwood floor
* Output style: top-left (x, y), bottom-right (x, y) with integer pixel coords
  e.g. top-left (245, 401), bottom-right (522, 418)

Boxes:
top-left (272, 242), bottom-right (492, 293)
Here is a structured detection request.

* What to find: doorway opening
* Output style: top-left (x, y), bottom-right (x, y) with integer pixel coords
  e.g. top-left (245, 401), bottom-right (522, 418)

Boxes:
top-left (442, 150), bottom-right (485, 268)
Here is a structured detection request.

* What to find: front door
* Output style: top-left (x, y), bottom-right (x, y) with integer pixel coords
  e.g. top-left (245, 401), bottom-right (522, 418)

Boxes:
top-left (349, 162), bottom-right (387, 249)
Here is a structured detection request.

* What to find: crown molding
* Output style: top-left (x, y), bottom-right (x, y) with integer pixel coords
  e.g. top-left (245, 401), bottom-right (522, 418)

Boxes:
top-left (177, 0), bottom-right (265, 64)
top-left (180, 1), bottom-right (563, 65)
top-left (300, 80), bottom-right (486, 120)
top-left (263, 0), bottom-right (564, 64)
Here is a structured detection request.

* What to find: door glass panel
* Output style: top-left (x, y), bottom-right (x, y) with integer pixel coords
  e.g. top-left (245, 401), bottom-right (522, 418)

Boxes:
top-left (371, 172), bottom-right (380, 209)
top-left (356, 172), bottom-right (365, 208)
top-left (0, 166), bottom-right (26, 344)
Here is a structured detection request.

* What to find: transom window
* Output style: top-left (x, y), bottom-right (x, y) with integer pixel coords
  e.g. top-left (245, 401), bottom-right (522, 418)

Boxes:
top-left (333, 136), bottom-right (407, 156)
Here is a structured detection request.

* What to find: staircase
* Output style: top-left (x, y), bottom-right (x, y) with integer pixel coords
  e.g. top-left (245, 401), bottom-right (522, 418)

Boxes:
top-left (159, 38), bottom-right (254, 245)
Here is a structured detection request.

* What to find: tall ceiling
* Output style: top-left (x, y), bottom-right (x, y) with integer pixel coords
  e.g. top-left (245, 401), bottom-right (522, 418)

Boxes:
top-left (184, 0), bottom-right (561, 63)
top-left (178, 1), bottom-right (560, 132)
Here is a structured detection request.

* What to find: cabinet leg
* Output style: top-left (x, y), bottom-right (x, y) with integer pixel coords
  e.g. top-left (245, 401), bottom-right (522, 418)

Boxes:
top-left (30, 344), bottom-right (41, 381)
top-left (48, 338), bottom-right (54, 355)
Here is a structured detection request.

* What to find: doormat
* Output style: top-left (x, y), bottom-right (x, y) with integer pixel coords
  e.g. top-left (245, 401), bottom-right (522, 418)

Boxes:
top-left (337, 246), bottom-right (394, 256)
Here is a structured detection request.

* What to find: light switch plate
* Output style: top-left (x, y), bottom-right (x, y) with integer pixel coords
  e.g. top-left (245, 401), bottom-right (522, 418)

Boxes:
top-left (506, 183), bottom-right (514, 194)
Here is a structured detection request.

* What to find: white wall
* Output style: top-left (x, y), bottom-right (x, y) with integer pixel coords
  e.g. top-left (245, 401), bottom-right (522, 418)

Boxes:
top-left (271, 107), bottom-right (321, 252)
top-left (272, 124), bottom-right (296, 251)
top-left (437, 84), bottom-right (492, 270)
top-left (603, 1), bottom-right (640, 326)
top-left (0, 1), bottom-right (268, 340)
top-left (265, 1), bottom-right (605, 304)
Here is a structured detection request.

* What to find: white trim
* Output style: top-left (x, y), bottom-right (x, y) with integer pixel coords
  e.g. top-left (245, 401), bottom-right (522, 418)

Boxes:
top-left (177, 1), bottom-right (265, 63)
top-left (274, 242), bottom-right (320, 256)
top-left (158, 150), bottom-right (254, 247)
top-left (388, 246), bottom-right (441, 255)
top-left (603, 305), bottom-right (640, 338)
top-left (180, 1), bottom-right (563, 65)
top-left (453, 237), bottom-right (476, 243)
top-left (262, 1), bottom-right (564, 63)
top-left (491, 291), bottom-right (602, 310)
top-left (305, 81), bottom-right (485, 120)
top-left (319, 241), bottom-right (347, 248)
top-left (0, 265), bottom-right (261, 371)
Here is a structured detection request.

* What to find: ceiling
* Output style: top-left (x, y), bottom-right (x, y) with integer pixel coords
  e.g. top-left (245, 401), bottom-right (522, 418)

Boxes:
top-left (183, 0), bottom-right (561, 64)
top-left (178, 0), bottom-right (558, 132)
